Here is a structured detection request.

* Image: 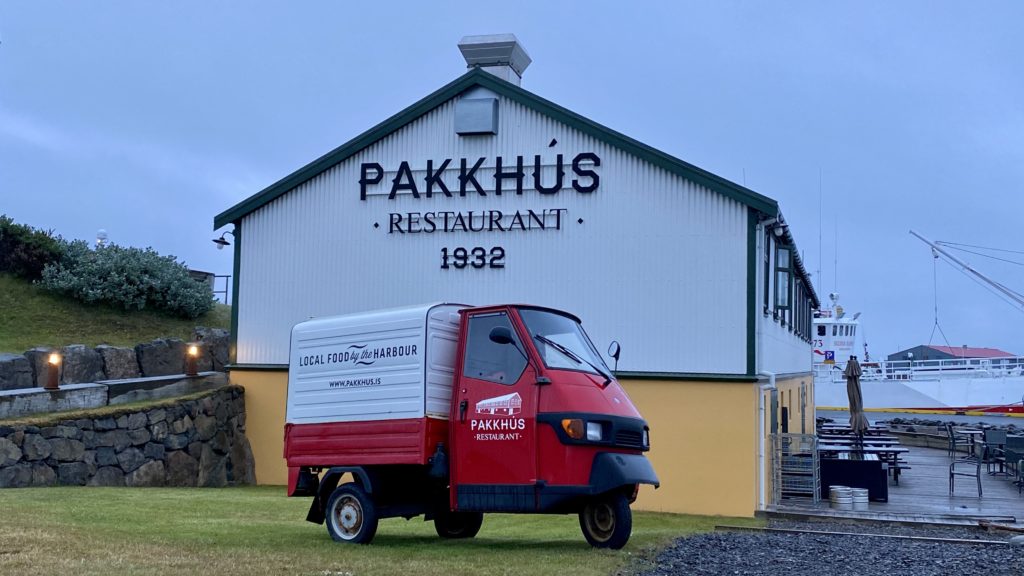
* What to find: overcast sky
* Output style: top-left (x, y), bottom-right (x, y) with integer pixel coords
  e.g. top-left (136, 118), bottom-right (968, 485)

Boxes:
top-left (1, 2), bottom-right (1022, 358)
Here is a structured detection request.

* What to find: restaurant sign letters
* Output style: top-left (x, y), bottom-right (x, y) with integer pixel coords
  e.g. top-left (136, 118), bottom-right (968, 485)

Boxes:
top-left (359, 152), bottom-right (602, 270)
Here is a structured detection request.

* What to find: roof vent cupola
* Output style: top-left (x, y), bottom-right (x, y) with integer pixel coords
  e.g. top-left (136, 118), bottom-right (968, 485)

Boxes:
top-left (458, 33), bottom-right (531, 86)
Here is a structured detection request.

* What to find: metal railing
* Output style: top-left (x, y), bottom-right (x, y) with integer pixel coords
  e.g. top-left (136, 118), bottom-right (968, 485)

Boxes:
top-left (814, 356), bottom-right (1024, 383)
top-left (213, 274), bottom-right (231, 305)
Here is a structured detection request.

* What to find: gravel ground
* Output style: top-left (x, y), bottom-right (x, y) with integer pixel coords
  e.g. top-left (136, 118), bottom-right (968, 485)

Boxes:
top-left (637, 520), bottom-right (1024, 576)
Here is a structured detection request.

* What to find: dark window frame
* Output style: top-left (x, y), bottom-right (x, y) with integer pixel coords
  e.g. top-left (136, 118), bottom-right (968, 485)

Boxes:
top-left (462, 311), bottom-right (528, 386)
top-left (774, 244), bottom-right (792, 325)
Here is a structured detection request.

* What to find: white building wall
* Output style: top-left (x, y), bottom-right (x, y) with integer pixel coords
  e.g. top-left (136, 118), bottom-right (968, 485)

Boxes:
top-left (237, 91), bottom-right (750, 374)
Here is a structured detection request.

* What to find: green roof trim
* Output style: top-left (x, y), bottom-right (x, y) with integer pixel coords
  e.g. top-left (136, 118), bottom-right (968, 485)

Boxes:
top-left (214, 68), bottom-right (779, 230)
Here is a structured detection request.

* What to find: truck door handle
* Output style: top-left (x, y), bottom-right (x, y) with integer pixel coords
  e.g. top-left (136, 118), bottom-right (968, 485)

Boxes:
top-left (459, 400), bottom-right (468, 422)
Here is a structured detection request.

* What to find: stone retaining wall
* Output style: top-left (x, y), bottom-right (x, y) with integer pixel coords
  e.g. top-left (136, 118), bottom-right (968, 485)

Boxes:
top-left (0, 385), bottom-right (254, 488)
top-left (0, 327), bottom-right (229, 391)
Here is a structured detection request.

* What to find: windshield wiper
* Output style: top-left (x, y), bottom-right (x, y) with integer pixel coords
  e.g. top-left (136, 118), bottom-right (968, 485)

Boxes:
top-left (534, 334), bottom-right (612, 386)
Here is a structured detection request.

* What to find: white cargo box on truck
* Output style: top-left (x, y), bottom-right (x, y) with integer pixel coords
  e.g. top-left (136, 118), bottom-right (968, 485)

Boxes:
top-left (286, 303), bottom-right (468, 425)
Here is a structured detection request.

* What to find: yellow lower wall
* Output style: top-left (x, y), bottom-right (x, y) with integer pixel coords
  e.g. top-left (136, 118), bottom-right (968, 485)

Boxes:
top-left (620, 379), bottom-right (758, 517)
top-left (231, 369), bottom-right (806, 518)
top-left (232, 370), bottom-right (289, 486)
top-left (773, 374), bottom-right (815, 437)
top-left (759, 374), bottom-right (815, 505)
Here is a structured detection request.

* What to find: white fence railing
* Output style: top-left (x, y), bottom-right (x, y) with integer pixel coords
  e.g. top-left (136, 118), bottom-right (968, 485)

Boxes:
top-left (813, 356), bottom-right (1024, 383)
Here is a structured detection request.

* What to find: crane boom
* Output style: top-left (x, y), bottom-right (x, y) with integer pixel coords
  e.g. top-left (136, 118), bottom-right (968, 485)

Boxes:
top-left (910, 230), bottom-right (1024, 308)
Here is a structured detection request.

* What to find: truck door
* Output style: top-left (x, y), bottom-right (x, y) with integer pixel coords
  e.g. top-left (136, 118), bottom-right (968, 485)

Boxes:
top-left (451, 310), bottom-right (539, 512)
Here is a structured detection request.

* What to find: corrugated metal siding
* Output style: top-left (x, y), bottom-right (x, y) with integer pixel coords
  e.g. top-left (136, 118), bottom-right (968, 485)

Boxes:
top-left (238, 93), bottom-right (749, 374)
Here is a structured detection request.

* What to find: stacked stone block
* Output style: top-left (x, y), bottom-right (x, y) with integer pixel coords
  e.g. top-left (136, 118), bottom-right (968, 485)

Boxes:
top-left (0, 328), bottom-right (229, 391)
top-left (0, 386), bottom-right (254, 488)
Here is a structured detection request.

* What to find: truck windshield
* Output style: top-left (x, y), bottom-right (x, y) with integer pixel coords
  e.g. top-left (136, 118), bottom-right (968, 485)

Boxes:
top-left (519, 309), bottom-right (610, 378)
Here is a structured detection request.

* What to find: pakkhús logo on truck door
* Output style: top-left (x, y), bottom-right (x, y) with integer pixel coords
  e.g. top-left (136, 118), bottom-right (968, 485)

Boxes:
top-left (470, 392), bottom-right (526, 441)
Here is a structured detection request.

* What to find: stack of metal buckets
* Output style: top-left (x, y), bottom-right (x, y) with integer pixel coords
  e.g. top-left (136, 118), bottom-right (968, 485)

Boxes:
top-left (829, 486), bottom-right (869, 511)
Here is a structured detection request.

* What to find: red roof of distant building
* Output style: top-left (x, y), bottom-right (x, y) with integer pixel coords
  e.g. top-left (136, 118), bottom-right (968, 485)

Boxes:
top-left (926, 346), bottom-right (1016, 358)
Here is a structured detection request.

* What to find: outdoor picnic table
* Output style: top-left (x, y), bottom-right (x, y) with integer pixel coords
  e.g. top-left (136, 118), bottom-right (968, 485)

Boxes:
top-left (818, 425), bottom-right (888, 433)
top-left (818, 433), bottom-right (900, 440)
top-left (816, 437), bottom-right (900, 446)
top-left (817, 444), bottom-right (911, 484)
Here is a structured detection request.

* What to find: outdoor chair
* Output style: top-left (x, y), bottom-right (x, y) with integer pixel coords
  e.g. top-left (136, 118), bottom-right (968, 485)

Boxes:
top-left (1018, 459), bottom-right (1024, 495)
top-left (949, 455), bottom-right (982, 497)
top-left (945, 423), bottom-right (971, 458)
top-left (982, 429), bottom-right (1008, 476)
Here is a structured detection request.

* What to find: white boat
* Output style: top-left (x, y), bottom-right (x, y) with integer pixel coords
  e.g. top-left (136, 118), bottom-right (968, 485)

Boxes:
top-left (813, 294), bottom-right (1024, 416)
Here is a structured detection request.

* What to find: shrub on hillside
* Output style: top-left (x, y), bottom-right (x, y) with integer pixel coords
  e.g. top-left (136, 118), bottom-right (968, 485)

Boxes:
top-left (0, 215), bottom-right (66, 280)
top-left (40, 240), bottom-right (215, 319)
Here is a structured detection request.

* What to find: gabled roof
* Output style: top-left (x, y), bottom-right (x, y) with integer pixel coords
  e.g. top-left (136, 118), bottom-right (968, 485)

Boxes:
top-left (214, 67), bottom-right (779, 229)
top-left (926, 345), bottom-right (1016, 358)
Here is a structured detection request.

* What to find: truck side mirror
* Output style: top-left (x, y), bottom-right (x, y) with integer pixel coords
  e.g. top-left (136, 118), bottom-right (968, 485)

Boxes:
top-left (608, 341), bottom-right (621, 361)
top-left (489, 326), bottom-right (514, 345)
top-left (608, 341), bottom-right (621, 372)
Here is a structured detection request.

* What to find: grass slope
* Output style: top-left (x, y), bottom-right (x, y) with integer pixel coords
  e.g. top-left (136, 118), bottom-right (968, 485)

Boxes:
top-left (0, 273), bottom-right (230, 353)
top-left (0, 486), bottom-right (760, 576)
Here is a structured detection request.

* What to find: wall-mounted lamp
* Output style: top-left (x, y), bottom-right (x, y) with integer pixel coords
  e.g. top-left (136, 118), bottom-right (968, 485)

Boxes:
top-left (762, 215), bottom-right (789, 238)
top-left (212, 230), bottom-right (234, 250)
top-left (45, 352), bottom-right (62, 391)
top-left (186, 344), bottom-right (200, 377)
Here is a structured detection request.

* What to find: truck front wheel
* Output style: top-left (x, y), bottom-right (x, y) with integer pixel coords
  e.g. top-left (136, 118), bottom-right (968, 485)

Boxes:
top-left (325, 484), bottom-right (378, 544)
top-left (579, 492), bottom-right (632, 549)
top-left (434, 511), bottom-right (483, 539)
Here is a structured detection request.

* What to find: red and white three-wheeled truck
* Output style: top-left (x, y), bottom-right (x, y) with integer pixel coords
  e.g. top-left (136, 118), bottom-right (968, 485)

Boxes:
top-left (284, 303), bottom-right (659, 548)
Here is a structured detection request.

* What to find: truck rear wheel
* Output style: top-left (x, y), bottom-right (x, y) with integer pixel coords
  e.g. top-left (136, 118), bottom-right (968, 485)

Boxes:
top-left (434, 511), bottom-right (483, 539)
top-left (579, 492), bottom-right (632, 549)
top-left (325, 484), bottom-right (378, 544)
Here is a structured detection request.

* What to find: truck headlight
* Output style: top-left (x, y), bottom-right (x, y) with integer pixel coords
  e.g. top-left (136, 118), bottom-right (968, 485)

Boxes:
top-left (586, 422), bottom-right (603, 441)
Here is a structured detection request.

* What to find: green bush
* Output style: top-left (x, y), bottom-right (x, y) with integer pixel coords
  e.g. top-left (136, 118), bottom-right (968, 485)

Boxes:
top-left (40, 240), bottom-right (215, 319)
top-left (0, 214), bottom-right (66, 280)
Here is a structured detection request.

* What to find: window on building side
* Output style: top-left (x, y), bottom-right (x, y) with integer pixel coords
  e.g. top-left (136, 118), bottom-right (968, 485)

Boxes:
top-left (775, 246), bottom-right (792, 320)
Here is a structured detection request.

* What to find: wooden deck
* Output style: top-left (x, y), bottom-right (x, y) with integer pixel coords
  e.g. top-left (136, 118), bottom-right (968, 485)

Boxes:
top-left (773, 445), bottom-right (1024, 525)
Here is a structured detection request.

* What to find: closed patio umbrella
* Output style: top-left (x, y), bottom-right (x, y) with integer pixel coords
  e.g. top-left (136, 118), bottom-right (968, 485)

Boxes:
top-left (845, 356), bottom-right (870, 438)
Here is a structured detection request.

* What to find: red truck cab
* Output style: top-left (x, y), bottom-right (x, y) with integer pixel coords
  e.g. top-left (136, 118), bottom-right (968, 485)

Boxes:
top-left (285, 303), bottom-right (658, 549)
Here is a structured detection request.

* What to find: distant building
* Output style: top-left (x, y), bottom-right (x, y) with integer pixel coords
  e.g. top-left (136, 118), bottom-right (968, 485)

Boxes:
top-left (887, 345), bottom-right (1016, 362)
top-left (187, 269), bottom-right (215, 290)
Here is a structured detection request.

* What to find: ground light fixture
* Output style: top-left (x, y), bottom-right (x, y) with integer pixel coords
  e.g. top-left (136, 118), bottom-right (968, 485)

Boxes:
top-left (45, 352), bottom-right (61, 391)
top-left (186, 344), bottom-right (200, 377)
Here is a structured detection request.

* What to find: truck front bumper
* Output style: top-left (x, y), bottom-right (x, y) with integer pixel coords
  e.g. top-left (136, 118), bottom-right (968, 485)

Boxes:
top-left (588, 452), bottom-right (660, 493)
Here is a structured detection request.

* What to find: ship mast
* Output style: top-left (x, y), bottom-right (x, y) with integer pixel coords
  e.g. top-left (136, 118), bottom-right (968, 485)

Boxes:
top-left (910, 230), bottom-right (1024, 309)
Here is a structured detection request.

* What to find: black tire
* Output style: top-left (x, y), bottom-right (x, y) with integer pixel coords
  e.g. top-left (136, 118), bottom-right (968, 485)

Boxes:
top-left (325, 483), bottom-right (378, 544)
top-left (434, 510), bottom-right (484, 539)
top-left (579, 492), bottom-right (632, 549)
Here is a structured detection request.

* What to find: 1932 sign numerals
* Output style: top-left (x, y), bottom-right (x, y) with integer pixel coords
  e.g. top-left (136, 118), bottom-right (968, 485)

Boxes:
top-left (441, 247), bottom-right (505, 269)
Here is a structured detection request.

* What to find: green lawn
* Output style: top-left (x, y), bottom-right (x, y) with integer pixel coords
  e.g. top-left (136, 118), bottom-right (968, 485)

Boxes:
top-left (0, 486), bottom-right (760, 576)
top-left (0, 274), bottom-right (230, 353)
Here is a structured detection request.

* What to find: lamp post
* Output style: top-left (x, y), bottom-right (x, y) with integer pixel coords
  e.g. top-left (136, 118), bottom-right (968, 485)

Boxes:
top-left (186, 344), bottom-right (199, 377)
top-left (45, 352), bottom-right (61, 391)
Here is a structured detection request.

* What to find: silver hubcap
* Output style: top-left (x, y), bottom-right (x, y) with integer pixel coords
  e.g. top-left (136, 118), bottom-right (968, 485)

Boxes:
top-left (332, 496), bottom-right (363, 539)
top-left (585, 503), bottom-right (615, 541)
